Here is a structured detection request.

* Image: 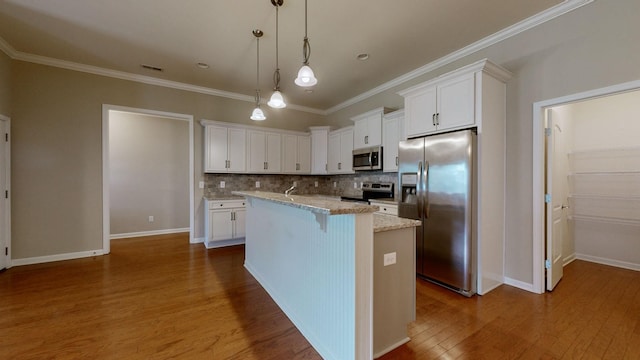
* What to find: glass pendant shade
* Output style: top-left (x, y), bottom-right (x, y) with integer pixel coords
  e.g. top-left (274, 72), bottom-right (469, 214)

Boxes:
top-left (268, 90), bottom-right (286, 108)
top-left (295, 65), bottom-right (317, 87)
top-left (250, 106), bottom-right (266, 121)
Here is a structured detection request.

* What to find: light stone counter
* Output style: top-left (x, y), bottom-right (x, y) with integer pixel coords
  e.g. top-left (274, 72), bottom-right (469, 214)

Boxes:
top-left (373, 214), bottom-right (421, 233)
top-left (203, 195), bottom-right (245, 201)
top-left (232, 191), bottom-right (378, 215)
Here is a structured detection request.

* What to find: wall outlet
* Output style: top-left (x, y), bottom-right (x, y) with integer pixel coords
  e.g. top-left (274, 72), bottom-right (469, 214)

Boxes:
top-left (314, 181), bottom-right (318, 187)
top-left (353, 182), bottom-right (358, 189)
top-left (220, 181), bottom-right (225, 188)
top-left (255, 181), bottom-right (260, 188)
top-left (333, 181), bottom-right (337, 188)
top-left (148, 215), bottom-right (154, 223)
top-left (293, 181), bottom-right (298, 187)
top-left (383, 252), bottom-right (397, 266)
top-left (198, 181), bottom-right (205, 189)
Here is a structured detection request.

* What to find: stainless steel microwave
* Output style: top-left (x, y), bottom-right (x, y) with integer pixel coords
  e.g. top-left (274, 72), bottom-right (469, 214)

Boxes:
top-left (352, 146), bottom-right (382, 171)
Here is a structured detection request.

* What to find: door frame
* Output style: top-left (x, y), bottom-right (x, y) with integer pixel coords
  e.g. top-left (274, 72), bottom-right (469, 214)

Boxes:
top-left (532, 79), bottom-right (640, 294)
top-left (102, 105), bottom-right (194, 254)
top-left (0, 114), bottom-right (10, 269)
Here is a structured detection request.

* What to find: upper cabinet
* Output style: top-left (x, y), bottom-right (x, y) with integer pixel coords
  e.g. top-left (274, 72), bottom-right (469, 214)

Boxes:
top-left (328, 127), bottom-right (354, 174)
top-left (204, 125), bottom-right (246, 173)
top-left (282, 134), bottom-right (311, 174)
top-left (382, 110), bottom-right (404, 172)
top-left (399, 59), bottom-right (511, 138)
top-left (310, 126), bottom-right (330, 175)
top-left (247, 130), bottom-right (282, 173)
top-left (351, 107), bottom-right (391, 149)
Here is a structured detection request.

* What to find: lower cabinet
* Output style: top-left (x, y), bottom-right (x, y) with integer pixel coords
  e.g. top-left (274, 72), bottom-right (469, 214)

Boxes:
top-left (204, 199), bottom-right (246, 248)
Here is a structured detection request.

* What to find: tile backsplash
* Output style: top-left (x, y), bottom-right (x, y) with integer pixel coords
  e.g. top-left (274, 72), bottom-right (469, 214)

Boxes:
top-left (204, 172), bottom-right (398, 198)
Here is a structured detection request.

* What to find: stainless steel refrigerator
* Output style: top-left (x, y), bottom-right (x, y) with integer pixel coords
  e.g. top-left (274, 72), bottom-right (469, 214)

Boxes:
top-left (398, 129), bottom-right (476, 296)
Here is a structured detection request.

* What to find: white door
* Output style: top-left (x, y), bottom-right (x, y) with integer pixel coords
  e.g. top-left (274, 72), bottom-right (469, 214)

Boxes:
top-left (297, 136), bottom-right (311, 173)
top-left (437, 73), bottom-right (475, 131)
top-left (247, 130), bottom-right (267, 172)
top-left (227, 128), bottom-right (246, 172)
top-left (233, 209), bottom-right (246, 239)
top-left (210, 209), bottom-right (234, 242)
top-left (0, 117), bottom-right (8, 270)
top-left (265, 132), bottom-right (281, 172)
top-left (206, 126), bottom-right (229, 172)
top-left (382, 117), bottom-right (399, 172)
top-left (340, 129), bottom-right (354, 173)
top-left (327, 132), bottom-right (341, 173)
top-left (546, 109), bottom-right (566, 291)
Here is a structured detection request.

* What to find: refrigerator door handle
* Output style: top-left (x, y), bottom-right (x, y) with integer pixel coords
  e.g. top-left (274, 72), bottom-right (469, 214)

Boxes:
top-left (424, 161), bottom-right (429, 219)
top-left (417, 161), bottom-right (423, 219)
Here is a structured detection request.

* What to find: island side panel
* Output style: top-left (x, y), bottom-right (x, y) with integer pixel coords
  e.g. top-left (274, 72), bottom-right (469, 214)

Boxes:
top-left (243, 198), bottom-right (372, 360)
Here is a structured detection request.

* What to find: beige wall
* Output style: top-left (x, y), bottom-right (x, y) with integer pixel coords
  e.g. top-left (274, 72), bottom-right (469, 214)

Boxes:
top-left (7, 0), bottom-right (640, 283)
top-left (326, 0), bottom-right (640, 284)
top-left (109, 111), bottom-right (189, 235)
top-left (10, 61), bottom-right (325, 259)
top-left (0, 50), bottom-right (10, 115)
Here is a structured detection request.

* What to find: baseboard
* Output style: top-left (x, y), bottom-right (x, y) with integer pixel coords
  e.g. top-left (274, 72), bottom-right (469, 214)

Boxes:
top-left (191, 237), bottom-right (205, 244)
top-left (374, 337), bottom-right (410, 359)
top-left (110, 228), bottom-right (190, 240)
top-left (576, 253), bottom-right (640, 272)
top-left (204, 238), bottom-right (245, 249)
top-left (504, 277), bottom-right (537, 293)
top-left (563, 253), bottom-right (577, 266)
top-left (12, 249), bottom-right (105, 267)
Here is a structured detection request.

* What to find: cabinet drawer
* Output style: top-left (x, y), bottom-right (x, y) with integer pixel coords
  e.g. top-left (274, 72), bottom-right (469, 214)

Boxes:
top-left (370, 201), bottom-right (398, 216)
top-left (207, 200), bottom-right (246, 209)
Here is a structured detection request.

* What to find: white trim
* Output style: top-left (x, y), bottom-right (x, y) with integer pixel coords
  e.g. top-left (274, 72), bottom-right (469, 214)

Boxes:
top-left (12, 249), bottom-right (105, 267)
top-left (576, 253), bottom-right (640, 272)
top-left (0, 1), bottom-right (592, 116)
top-left (103, 105), bottom-right (195, 254)
top-left (199, 118), bottom-right (311, 136)
top-left (0, 114), bottom-right (10, 269)
top-left (504, 277), bottom-right (535, 293)
top-left (563, 253), bottom-right (576, 266)
top-left (110, 228), bottom-right (190, 240)
top-left (192, 237), bottom-right (205, 244)
top-left (373, 337), bottom-right (411, 359)
top-left (532, 79), bottom-right (640, 294)
top-left (326, 0), bottom-right (594, 114)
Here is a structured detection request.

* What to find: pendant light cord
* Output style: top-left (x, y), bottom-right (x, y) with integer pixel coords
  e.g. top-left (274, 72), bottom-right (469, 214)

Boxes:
top-left (302, 0), bottom-right (311, 65)
top-left (274, 5), bottom-right (281, 90)
top-left (255, 32), bottom-right (261, 104)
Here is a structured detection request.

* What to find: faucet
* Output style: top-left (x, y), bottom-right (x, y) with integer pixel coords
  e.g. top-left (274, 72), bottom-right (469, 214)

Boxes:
top-left (285, 185), bottom-right (297, 196)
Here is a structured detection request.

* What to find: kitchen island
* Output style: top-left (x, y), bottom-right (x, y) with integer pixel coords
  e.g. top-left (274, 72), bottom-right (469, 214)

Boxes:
top-left (232, 191), bottom-right (420, 360)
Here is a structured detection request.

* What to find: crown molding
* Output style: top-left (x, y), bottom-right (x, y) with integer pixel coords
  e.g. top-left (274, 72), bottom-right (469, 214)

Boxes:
top-left (325, 0), bottom-right (594, 114)
top-left (0, 0), bottom-right (593, 117)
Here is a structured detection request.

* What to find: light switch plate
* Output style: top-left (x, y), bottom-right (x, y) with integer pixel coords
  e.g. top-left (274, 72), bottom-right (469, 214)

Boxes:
top-left (255, 181), bottom-right (260, 188)
top-left (198, 181), bottom-right (205, 189)
top-left (383, 252), bottom-right (397, 266)
top-left (333, 182), bottom-right (337, 188)
top-left (220, 181), bottom-right (225, 188)
top-left (314, 181), bottom-right (318, 187)
top-left (353, 182), bottom-right (357, 189)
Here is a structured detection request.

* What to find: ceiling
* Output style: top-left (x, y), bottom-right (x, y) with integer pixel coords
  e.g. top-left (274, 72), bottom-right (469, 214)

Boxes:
top-left (0, 0), bottom-right (564, 112)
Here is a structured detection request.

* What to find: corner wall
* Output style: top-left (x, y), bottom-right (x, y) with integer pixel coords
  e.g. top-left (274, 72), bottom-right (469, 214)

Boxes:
top-left (0, 50), bottom-right (10, 115)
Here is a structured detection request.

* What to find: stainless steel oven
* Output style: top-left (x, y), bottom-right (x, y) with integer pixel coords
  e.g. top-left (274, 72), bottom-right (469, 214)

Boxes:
top-left (352, 146), bottom-right (382, 171)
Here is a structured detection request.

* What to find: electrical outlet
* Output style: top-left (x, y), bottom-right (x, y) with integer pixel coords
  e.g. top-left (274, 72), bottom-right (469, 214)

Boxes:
top-left (383, 252), bottom-right (397, 266)
top-left (198, 181), bottom-right (205, 189)
top-left (148, 215), bottom-right (154, 223)
top-left (220, 181), bottom-right (225, 188)
top-left (314, 181), bottom-right (318, 187)
top-left (333, 182), bottom-right (337, 188)
top-left (293, 181), bottom-right (298, 187)
top-left (255, 181), bottom-right (260, 188)
top-left (353, 182), bottom-right (357, 189)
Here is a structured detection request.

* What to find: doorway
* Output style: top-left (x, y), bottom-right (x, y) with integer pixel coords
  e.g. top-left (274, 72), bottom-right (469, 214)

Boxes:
top-left (532, 80), bottom-right (640, 294)
top-left (102, 105), bottom-right (194, 254)
top-left (0, 114), bottom-right (9, 270)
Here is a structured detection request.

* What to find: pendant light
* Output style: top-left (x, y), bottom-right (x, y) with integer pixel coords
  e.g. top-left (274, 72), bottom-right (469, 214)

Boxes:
top-left (294, 0), bottom-right (317, 87)
top-left (268, 0), bottom-right (286, 108)
top-left (250, 29), bottom-right (266, 121)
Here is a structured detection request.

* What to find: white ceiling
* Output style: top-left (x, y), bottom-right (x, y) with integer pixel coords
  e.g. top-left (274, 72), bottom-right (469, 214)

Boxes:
top-left (0, 0), bottom-right (564, 112)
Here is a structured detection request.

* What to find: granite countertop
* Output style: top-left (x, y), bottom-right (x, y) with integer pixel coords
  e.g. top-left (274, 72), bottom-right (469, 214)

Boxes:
top-left (368, 198), bottom-right (397, 205)
top-left (203, 195), bottom-right (246, 201)
top-left (373, 214), bottom-right (421, 233)
top-left (232, 191), bottom-right (378, 215)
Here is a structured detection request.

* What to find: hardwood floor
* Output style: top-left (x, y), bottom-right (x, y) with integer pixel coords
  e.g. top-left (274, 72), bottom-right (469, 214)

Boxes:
top-left (1, 233), bottom-right (638, 359)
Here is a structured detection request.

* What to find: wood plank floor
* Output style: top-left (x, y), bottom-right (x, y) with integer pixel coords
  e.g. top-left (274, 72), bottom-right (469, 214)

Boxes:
top-left (1, 233), bottom-right (638, 359)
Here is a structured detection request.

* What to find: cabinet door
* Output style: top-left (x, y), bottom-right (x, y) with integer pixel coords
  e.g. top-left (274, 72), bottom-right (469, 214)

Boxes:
top-left (366, 114), bottom-right (382, 147)
top-left (205, 126), bottom-right (229, 172)
top-left (247, 130), bottom-right (266, 172)
top-left (340, 128), bottom-right (354, 173)
top-left (210, 209), bottom-right (234, 241)
top-left (233, 209), bottom-right (246, 239)
top-left (282, 134), bottom-right (298, 173)
top-left (353, 119), bottom-right (368, 149)
top-left (265, 132), bottom-right (281, 173)
top-left (437, 73), bottom-right (475, 131)
top-left (311, 129), bottom-right (328, 174)
top-left (405, 87), bottom-right (437, 137)
top-left (297, 136), bottom-right (311, 173)
top-left (227, 128), bottom-right (246, 172)
top-left (327, 132), bottom-right (341, 173)
top-left (383, 117), bottom-right (399, 172)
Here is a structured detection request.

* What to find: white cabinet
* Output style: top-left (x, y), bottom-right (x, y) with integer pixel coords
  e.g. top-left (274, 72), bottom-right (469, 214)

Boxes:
top-left (247, 130), bottom-right (281, 173)
top-left (204, 125), bottom-right (246, 173)
top-left (382, 110), bottom-right (404, 172)
top-left (282, 134), bottom-right (311, 173)
top-left (369, 200), bottom-right (398, 216)
top-left (400, 71), bottom-right (475, 137)
top-left (204, 199), bottom-right (246, 248)
top-left (328, 127), bottom-right (354, 174)
top-left (310, 126), bottom-right (330, 174)
top-left (351, 107), bottom-right (389, 149)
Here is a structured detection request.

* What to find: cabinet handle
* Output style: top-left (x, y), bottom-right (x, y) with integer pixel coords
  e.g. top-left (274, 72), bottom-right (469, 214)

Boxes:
top-left (396, 156), bottom-right (399, 166)
top-left (231, 212), bottom-right (234, 221)
top-left (365, 135), bottom-right (368, 144)
top-left (325, 164), bottom-right (328, 171)
top-left (436, 113), bottom-right (440, 126)
top-left (338, 162), bottom-right (342, 170)
top-left (264, 161), bottom-right (268, 170)
top-left (296, 163), bottom-right (300, 171)
top-left (432, 114), bottom-right (436, 126)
